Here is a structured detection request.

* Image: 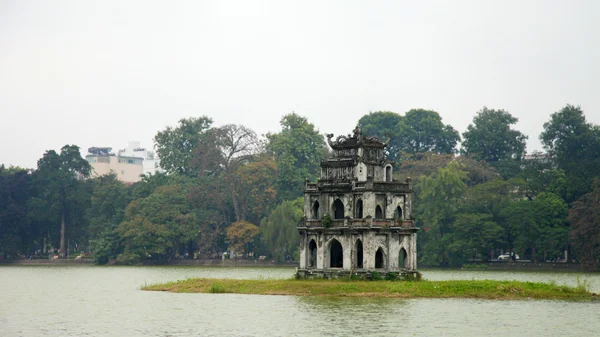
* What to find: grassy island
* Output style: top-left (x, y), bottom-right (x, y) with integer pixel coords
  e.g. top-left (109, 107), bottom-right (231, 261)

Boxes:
top-left (142, 278), bottom-right (595, 300)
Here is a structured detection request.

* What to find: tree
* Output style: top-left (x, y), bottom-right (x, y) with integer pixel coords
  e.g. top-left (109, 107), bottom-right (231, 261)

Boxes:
top-left (396, 109), bottom-right (460, 157)
top-left (568, 178), bottom-right (600, 268)
top-left (226, 221), bottom-right (260, 256)
top-left (540, 104), bottom-right (600, 202)
top-left (446, 213), bottom-right (503, 263)
top-left (86, 173), bottom-right (131, 264)
top-left (33, 145), bottom-right (91, 257)
top-left (358, 109), bottom-right (459, 162)
top-left (461, 107), bottom-right (528, 164)
top-left (266, 113), bottom-right (327, 200)
top-left (117, 185), bottom-right (197, 263)
top-left (417, 161), bottom-right (468, 266)
top-left (358, 111), bottom-right (403, 161)
top-left (260, 198), bottom-right (303, 262)
top-left (212, 124), bottom-right (261, 222)
top-left (87, 173), bottom-right (131, 240)
top-left (154, 116), bottom-right (213, 175)
top-left (0, 166), bottom-right (32, 258)
top-left (517, 152), bottom-right (567, 201)
top-left (231, 156), bottom-right (278, 223)
top-left (506, 192), bottom-right (568, 262)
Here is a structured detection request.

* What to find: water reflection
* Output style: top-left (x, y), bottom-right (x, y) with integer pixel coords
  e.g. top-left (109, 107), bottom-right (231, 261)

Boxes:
top-left (295, 296), bottom-right (413, 336)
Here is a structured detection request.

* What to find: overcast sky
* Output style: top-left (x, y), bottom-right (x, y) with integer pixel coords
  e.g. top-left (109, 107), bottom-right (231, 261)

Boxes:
top-left (1, 0), bottom-right (598, 168)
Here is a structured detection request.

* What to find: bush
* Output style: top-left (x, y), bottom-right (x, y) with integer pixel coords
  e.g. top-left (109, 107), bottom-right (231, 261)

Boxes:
top-left (209, 282), bottom-right (226, 293)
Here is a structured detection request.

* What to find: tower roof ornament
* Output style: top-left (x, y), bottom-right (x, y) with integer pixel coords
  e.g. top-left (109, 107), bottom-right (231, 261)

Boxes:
top-left (326, 125), bottom-right (387, 150)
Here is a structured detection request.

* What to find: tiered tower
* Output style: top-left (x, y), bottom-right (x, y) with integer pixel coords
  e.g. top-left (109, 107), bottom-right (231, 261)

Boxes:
top-left (296, 127), bottom-right (418, 279)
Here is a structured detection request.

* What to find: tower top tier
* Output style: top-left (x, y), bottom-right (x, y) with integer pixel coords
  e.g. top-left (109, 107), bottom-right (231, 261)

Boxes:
top-left (323, 126), bottom-right (391, 168)
top-left (326, 126), bottom-right (387, 151)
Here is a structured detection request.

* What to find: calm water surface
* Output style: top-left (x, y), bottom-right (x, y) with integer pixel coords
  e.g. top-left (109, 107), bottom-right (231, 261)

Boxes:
top-left (1, 266), bottom-right (599, 337)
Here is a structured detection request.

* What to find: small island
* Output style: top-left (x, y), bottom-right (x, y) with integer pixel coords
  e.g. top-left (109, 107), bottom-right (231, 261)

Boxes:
top-left (142, 278), bottom-right (595, 300)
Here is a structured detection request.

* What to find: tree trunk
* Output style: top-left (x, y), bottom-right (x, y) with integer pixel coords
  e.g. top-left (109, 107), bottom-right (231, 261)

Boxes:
top-left (59, 212), bottom-right (66, 258)
top-left (230, 188), bottom-right (241, 222)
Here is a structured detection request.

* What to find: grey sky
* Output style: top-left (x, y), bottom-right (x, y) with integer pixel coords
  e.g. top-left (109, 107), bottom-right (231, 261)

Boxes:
top-left (1, 0), bottom-right (598, 169)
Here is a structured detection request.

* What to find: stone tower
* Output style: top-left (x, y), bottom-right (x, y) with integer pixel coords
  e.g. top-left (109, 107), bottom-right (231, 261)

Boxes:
top-left (296, 127), bottom-right (418, 279)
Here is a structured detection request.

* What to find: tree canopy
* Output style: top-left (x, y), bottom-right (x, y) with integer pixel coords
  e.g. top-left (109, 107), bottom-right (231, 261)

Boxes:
top-left (461, 107), bottom-right (528, 163)
top-left (266, 113), bottom-right (327, 201)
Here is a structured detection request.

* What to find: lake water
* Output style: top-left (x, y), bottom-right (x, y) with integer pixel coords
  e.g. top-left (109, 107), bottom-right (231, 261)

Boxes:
top-left (1, 266), bottom-right (599, 337)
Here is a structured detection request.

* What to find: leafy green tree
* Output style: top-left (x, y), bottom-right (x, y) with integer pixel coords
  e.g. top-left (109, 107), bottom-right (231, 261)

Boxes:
top-left (540, 104), bottom-right (600, 202)
top-left (358, 111), bottom-right (403, 161)
top-left (517, 152), bottom-right (567, 200)
top-left (396, 109), bottom-right (460, 157)
top-left (131, 172), bottom-right (169, 199)
top-left (86, 174), bottom-right (131, 264)
top-left (117, 185), bottom-right (197, 263)
top-left (33, 145), bottom-right (91, 257)
top-left (187, 174), bottom-right (230, 251)
top-left (568, 178), bottom-right (600, 268)
top-left (358, 110), bottom-right (459, 162)
top-left (461, 107), bottom-right (528, 165)
top-left (417, 161), bottom-right (468, 266)
top-left (154, 116), bottom-right (213, 175)
top-left (446, 213), bottom-right (503, 263)
top-left (535, 193), bottom-right (569, 261)
top-left (260, 198), bottom-right (303, 262)
top-left (506, 193), bottom-right (569, 262)
top-left (266, 113), bottom-right (327, 200)
top-left (87, 174), bottom-right (131, 239)
top-left (0, 166), bottom-right (32, 258)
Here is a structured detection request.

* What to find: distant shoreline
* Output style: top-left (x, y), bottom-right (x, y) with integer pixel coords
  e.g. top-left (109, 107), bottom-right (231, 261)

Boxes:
top-left (1, 259), bottom-right (596, 272)
top-left (0, 258), bottom-right (295, 267)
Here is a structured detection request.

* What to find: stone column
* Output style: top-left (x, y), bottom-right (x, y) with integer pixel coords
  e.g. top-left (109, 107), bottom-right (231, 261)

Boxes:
top-left (317, 233), bottom-right (324, 269)
top-left (299, 232), bottom-right (306, 269)
top-left (343, 234), bottom-right (352, 270)
top-left (410, 233), bottom-right (417, 270)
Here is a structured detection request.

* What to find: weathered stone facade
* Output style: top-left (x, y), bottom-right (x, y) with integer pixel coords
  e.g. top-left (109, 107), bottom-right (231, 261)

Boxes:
top-left (296, 127), bottom-right (419, 279)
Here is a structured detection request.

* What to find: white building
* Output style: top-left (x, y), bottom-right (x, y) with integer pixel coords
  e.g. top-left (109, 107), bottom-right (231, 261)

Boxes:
top-left (85, 147), bottom-right (144, 183)
top-left (117, 141), bottom-right (162, 176)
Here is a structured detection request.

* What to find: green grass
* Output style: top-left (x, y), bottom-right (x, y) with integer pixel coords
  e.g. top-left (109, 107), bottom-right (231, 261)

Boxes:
top-left (141, 278), bottom-right (595, 300)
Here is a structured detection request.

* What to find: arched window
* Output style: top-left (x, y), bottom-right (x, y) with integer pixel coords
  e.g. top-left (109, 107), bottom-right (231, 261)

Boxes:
top-left (333, 199), bottom-right (345, 219)
top-left (394, 206), bottom-right (402, 220)
top-left (375, 205), bottom-right (383, 219)
top-left (356, 199), bottom-right (363, 218)
top-left (309, 239), bottom-right (317, 268)
top-left (355, 239), bottom-right (363, 269)
top-left (329, 239), bottom-right (343, 268)
top-left (385, 166), bottom-right (392, 182)
top-left (399, 248), bottom-right (408, 269)
top-left (375, 248), bottom-right (385, 269)
top-left (312, 201), bottom-right (320, 220)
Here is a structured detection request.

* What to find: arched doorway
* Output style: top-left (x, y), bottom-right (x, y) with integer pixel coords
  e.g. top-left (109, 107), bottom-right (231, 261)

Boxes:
top-left (399, 248), bottom-right (407, 269)
top-left (386, 166), bottom-right (392, 182)
top-left (355, 239), bottom-right (363, 269)
top-left (312, 201), bottom-right (319, 220)
top-left (333, 199), bottom-right (344, 219)
top-left (375, 205), bottom-right (383, 219)
top-left (394, 206), bottom-right (402, 220)
top-left (375, 248), bottom-right (385, 269)
top-left (309, 239), bottom-right (317, 268)
top-left (329, 239), bottom-right (343, 268)
top-left (356, 199), bottom-right (363, 218)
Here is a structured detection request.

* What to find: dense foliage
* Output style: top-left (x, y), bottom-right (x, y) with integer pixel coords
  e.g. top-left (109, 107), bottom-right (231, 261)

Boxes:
top-left (1, 105), bottom-right (599, 268)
